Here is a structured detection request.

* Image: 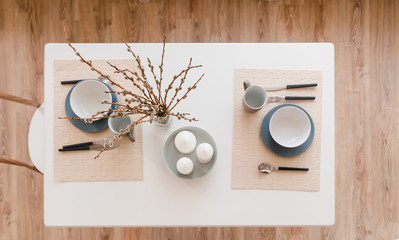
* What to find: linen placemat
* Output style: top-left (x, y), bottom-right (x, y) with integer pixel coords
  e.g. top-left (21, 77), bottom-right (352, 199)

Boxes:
top-left (53, 60), bottom-right (143, 182)
top-left (232, 69), bottom-right (322, 191)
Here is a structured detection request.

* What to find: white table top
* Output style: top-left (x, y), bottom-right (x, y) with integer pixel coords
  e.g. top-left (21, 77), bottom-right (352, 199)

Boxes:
top-left (44, 43), bottom-right (335, 226)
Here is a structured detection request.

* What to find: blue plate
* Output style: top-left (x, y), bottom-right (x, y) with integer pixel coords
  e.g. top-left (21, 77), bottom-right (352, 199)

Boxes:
top-left (261, 104), bottom-right (314, 157)
top-left (65, 80), bottom-right (117, 133)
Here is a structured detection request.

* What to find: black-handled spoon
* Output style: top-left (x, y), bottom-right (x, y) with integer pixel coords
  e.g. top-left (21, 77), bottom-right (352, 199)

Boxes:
top-left (258, 162), bottom-right (309, 174)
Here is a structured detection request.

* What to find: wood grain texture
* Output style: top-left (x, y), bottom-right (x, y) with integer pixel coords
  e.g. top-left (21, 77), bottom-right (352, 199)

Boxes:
top-left (0, 0), bottom-right (398, 239)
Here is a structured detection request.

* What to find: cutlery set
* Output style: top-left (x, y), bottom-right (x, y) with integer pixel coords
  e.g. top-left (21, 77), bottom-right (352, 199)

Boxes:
top-left (59, 138), bottom-right (119, 152)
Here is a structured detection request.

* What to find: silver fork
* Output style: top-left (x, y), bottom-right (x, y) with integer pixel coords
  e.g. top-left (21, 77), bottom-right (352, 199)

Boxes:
top-left (268, 96), bottom-right (315, 102)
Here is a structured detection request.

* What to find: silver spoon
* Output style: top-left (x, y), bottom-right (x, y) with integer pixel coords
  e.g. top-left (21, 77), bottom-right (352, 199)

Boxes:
top-left (258, 162), bottom-right (309, 174)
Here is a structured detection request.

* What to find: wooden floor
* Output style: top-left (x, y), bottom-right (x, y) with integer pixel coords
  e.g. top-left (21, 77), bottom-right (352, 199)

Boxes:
top-left (0, 0), bottom-right (398, 239)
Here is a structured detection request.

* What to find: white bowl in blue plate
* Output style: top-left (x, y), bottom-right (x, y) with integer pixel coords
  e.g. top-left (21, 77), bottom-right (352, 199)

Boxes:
top-left (269, 106), bottom-right (311, 148)
top-left (65, 80), bottom-right (117, 133)
top-left (261, 104), bottom-right (314, 157)
top-left (70, 79), bottom-right (112, 120)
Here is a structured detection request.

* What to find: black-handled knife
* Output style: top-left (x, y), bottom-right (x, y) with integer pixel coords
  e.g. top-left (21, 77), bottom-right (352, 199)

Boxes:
top-left (284, 96), bottom-right (316, 100)
top-left (60, 77), bottom-right (106, 85)
top-left (59, 146), bottom-right (92, 151)
top-left (62, 141), bottom-right (94, 149)
top-left (60, 80), bottom-right (83, 84)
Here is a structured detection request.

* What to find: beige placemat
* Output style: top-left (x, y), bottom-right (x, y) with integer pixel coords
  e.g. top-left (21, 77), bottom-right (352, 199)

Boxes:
top-left (53, 60), bottom-right (143, 182)
top-left (232, 69), bottom-right (322, 191)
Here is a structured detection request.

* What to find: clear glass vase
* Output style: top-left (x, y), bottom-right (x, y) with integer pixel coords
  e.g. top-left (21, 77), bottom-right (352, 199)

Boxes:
top-left (153, 115), bottom-right (173, 129)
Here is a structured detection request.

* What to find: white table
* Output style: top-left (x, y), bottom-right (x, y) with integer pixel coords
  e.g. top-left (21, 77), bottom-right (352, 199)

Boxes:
top-left (44, 43), bottom-right (335, 226)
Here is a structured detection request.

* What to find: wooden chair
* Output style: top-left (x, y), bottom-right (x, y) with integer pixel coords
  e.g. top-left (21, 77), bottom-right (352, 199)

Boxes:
top-left (0, 92), bottom-right (44, 174)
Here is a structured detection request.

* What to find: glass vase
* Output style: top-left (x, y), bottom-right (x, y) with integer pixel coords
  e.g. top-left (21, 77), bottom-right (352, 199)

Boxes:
top-left (153, 115), bottom-right (173, 129)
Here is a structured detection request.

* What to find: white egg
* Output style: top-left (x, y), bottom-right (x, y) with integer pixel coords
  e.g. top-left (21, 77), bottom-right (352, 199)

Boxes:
top-left (176, 157), bottom-right (194, 175)
top-left (196, 143), bottom-right (214, 163)
top-left (174, 131), bottom-right (196, 154)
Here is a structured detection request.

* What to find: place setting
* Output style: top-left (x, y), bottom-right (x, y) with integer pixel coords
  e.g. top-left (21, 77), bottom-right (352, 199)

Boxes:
top-left (61, 77), bottom-right (136, 140)
top-left (53, 59), bottom-right (144, 182)
top-left (232, 68), bottom-right (323, 191)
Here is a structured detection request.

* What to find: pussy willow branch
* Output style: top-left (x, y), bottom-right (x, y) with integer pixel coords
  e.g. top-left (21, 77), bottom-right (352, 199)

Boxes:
top-left (163, 63), bottom-right (202, 105)
top-left (166, 58), bottom-right (192, 109)
top-left (159, 37), bottom-right (166, 91)
top-left (153, 37), bottom-right (166, 104)
top-left (94, 114), bottom-right (150, 159)
top-left (147, 58), bottom-right (163, 105)
top-left (121, 39), bottom-right (159, 105)
top-left (105, 90), bottom-right (152, 106)
top-left (168, 112), bottom-right (198, 122)
top-left (167, 73), bottom-right (205, 114)
top-left (63, 27), bottom-right (125, 90)
top-left (107, 62), bottom-right (155, 104)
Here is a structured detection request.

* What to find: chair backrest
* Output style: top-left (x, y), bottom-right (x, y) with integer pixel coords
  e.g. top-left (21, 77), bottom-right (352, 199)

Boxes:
top-left (0, 157), bottom-right (42, 173)
top-left (0, 92), bottom-right (43, 174)
top-left (0, 92), bottom-right (41, 108)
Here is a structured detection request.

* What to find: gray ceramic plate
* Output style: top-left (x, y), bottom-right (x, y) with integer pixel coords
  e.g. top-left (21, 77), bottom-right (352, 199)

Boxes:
top-left (163, 126), bottom-right (217, 180)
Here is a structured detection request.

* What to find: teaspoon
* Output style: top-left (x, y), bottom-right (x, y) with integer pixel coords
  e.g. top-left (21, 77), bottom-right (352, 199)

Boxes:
top-left (258, 162), bottom-right (309, 174)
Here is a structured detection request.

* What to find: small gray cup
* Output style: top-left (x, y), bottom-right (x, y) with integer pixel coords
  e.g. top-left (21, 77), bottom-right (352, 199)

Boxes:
top-left (242, 85), bottom-right (268, 112)
top-left (108, 114), bottom-right (133, 134)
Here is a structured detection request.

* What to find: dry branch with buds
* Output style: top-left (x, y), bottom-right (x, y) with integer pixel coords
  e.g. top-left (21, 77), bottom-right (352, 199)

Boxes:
top-left (61, 27), bottom-right (205, 159)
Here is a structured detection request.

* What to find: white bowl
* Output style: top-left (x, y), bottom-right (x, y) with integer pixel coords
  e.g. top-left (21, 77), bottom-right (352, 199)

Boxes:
top-left (70, 80), bottom-right (112, 120)
top-left (269, 106), bottom-right (311, 148)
